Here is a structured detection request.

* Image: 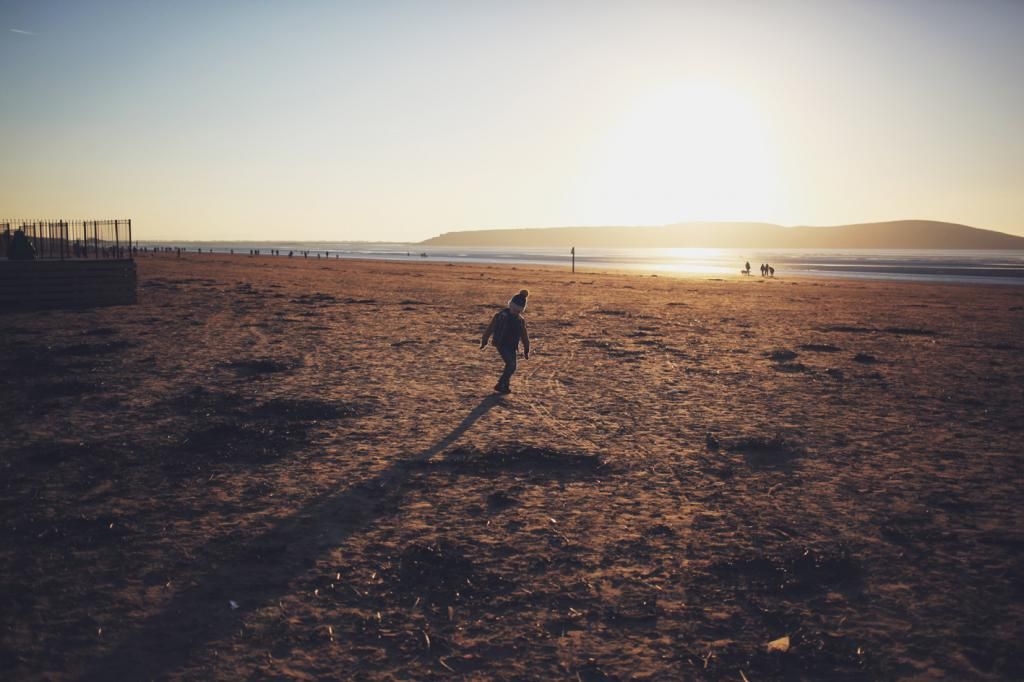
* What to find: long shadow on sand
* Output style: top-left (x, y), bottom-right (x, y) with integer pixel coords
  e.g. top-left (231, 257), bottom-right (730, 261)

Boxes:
top-left (83, 394), bottom-right (504, 680)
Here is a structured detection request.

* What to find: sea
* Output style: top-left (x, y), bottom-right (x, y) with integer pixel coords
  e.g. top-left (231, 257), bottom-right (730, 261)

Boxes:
top-left (138, 242), bottom-right (1024, 286)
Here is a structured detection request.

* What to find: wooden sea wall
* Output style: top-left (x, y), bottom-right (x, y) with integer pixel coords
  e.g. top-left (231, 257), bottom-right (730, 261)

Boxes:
top-left (0, 259), bottom-right (137, 311)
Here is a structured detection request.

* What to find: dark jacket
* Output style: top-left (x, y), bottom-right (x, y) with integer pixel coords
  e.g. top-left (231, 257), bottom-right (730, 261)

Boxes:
top-left (481, 309), bottom-right (530, 355)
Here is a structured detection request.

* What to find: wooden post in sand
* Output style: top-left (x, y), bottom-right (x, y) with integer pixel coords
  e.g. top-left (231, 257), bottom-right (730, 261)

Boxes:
top-left (571, 246), bottom-right (575, 273)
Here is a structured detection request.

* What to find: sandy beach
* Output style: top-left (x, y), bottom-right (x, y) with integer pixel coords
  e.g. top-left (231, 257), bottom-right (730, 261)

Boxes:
top-left (1, 253), bottom-right (1021, 680)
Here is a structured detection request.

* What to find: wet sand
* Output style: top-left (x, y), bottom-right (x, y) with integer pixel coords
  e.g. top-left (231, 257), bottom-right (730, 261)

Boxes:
top-left (1, 253), bottom-right (1022, 680)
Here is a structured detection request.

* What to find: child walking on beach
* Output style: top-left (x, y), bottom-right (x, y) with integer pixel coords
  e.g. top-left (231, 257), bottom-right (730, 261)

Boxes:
top-left (480, 290), bottom-right (531, 394)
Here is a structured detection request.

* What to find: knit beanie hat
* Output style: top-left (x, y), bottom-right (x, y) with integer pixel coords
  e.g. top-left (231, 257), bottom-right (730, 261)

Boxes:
top-left (508, 289), bottom-right (529, 312)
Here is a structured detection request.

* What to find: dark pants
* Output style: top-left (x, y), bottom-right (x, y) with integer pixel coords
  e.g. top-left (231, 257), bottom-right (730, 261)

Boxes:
top-left (498, 346), bottom-right (517, 387)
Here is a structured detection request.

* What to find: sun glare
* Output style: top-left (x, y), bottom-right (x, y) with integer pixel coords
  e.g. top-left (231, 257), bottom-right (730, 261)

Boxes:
top-left (575, 80), bottom-right (784, 225)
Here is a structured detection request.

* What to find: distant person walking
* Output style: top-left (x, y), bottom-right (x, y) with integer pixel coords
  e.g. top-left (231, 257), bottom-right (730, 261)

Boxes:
top-left (480, 289), bottom-right (531, 394)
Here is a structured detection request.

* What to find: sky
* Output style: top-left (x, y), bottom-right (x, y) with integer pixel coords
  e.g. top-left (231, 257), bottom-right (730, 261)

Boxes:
top-left (2, 0), bottom-right (1022, 242)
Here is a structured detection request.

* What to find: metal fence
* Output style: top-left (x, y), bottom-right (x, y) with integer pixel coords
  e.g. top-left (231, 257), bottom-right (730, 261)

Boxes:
top-left (1, 219), bottom-right (133, 260)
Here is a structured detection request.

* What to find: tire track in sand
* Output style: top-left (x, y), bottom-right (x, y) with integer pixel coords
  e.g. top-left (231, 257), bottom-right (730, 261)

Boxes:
top-left (519, 343), bottom-right (605, 452)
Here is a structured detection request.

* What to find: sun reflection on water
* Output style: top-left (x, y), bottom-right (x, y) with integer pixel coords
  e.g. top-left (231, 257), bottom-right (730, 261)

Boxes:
top-left (645, 248), bottom-right (737, 275)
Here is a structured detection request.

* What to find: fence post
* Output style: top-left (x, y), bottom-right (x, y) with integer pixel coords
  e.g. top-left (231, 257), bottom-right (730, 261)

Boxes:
top-left (93, 221), bottom-right (98, 259)
top-left (115, 220), bottom-right (120, 258)
top-left (128, 219), bottom-right (132, 258)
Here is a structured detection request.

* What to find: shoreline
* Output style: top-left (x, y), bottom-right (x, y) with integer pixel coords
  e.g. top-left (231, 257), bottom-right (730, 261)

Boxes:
top-left (132, 244), bottom-right (1024, 286)
top-left (132, 249), bottom-right (1024, 289)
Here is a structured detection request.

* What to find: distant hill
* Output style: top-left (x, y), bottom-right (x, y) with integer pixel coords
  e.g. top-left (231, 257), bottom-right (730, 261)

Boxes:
top-left (421, 220), bottom-right (1024, 250)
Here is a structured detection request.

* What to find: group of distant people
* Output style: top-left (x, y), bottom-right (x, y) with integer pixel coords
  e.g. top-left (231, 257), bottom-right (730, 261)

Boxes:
top-left (742, 261), bottom-right (776, 277)
top-left (136, 247), bottom-right (343, 260)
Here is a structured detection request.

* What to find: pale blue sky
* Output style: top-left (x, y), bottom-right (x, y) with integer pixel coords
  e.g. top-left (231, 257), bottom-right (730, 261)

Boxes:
top-left (2, 0), bottom-right (1022, 241)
